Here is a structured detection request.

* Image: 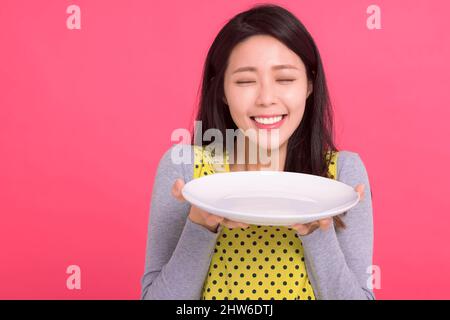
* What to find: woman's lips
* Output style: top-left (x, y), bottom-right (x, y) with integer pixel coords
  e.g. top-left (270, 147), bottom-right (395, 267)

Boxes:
top-left (250, 114), bottom-right (287, 129)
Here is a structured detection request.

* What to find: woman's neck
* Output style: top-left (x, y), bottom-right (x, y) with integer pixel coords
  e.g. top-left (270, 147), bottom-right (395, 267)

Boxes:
top-left (229, 137), bottom-right (287, 172)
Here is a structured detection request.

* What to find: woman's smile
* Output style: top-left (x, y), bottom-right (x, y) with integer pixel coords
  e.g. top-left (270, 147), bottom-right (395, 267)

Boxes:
top-left (250, 114), bottom-right (287, 129)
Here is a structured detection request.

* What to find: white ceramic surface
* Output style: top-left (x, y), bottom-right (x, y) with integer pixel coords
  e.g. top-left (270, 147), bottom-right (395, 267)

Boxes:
top-left (182, 171), bottom-right (360, 226)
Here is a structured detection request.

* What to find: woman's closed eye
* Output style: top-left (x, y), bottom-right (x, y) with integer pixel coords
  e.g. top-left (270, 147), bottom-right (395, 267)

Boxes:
top-left (236, 79), bottom-right (296, 84)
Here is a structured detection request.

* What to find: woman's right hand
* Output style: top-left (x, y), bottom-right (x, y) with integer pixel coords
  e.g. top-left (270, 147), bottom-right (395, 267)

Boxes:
top-left (171, 178), bottom-right (250, 233)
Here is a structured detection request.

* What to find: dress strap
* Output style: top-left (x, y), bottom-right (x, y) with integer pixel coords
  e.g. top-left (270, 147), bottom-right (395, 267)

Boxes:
top-left (193, 145), bottom-right (230, 179)
top-left (326, 151), bottom-right (338, 180)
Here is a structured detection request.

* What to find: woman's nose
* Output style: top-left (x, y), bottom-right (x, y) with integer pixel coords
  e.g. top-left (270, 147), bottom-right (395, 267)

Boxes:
top-left (255, 80), bottom-right (277, 107)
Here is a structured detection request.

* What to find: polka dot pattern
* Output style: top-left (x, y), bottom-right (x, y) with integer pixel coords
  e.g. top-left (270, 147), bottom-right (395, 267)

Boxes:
top-left (192, 145), bottom-right (338, 300)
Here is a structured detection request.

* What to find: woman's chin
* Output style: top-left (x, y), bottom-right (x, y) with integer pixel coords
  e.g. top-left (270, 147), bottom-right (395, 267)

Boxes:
top-left (248, 137), bottom-right (283, 153)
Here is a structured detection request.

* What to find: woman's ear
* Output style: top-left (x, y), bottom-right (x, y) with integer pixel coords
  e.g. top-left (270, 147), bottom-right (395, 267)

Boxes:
top-left (222, 96), bottom-right (228, 105)
top-left (307, 80), bottom-right (313, 98)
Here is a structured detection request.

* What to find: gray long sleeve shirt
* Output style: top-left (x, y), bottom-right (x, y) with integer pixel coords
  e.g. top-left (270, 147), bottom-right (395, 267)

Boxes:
top-left (140, 144), bottom-right (375, 300)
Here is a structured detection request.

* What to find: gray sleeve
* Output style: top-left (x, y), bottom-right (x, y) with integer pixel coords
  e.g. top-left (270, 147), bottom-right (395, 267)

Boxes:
top-left (140, 144), bottom-right (221, 300)
top-left (298, 151), bottom-right (375, 300)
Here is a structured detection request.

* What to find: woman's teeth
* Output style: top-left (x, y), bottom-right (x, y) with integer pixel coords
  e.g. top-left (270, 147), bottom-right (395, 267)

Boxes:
top-left (253, 115), bottom-right (283, 124)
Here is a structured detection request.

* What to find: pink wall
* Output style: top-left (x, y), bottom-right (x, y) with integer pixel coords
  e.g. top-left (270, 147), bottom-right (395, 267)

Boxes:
top-left (1, 0), bottom-right (449, 299)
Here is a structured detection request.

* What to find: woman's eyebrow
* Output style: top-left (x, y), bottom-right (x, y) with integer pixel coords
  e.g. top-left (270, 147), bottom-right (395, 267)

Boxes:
top-left (232, 64), bottom-right (299, 74)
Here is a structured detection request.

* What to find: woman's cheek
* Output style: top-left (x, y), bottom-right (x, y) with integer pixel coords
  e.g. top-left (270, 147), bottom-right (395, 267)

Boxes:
top-left (229, 106), bottom-right (250, 130)
top-left (280, 101), bottom-right (305, 138)
top-left (229, 99), bottom-right (255, 128)
top-left (291, 105), bottom-right (305, 127)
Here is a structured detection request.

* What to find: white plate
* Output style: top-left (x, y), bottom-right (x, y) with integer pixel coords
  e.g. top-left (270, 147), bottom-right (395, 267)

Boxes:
top-left (182, 171), bottom-right (360, 226)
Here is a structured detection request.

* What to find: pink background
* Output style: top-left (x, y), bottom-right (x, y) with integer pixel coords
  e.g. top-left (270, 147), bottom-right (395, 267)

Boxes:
top-left (1, 0), bottom-right (449, 299)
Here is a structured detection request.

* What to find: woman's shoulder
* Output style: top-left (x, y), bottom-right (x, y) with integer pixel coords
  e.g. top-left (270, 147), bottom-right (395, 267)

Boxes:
top-left (158, 143), bottom-right (226, 172)
top-left (335, 150), bottom-right (369, 183)
top-left (157, 144), bottom-right (196, 182)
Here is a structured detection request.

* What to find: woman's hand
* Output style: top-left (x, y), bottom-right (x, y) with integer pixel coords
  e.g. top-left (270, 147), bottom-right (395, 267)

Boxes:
top-left (171, 178), bottom-right (250, 233)
top-left (290, 184), bottom-right (366, 236)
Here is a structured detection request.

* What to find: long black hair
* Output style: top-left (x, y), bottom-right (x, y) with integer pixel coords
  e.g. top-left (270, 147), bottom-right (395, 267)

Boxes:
top-left (191, 3), bottom-right (345, 228)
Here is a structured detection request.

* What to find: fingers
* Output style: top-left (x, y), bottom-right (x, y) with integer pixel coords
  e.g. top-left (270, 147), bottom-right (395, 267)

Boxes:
top-left (291, 221), bottom-right (318, 235)
top-left (309, 221), bottom-right (320, 231)
top-left (204, 212), bottom-right (224, 226)
top-left (171, 178), bottom-right (186, 202)
top-left (199, 211), bottom-right (248, 230)
top-left (319, 218), bottom-right (332, 230)
top-left (220, 218), bottom-right (250, 229)
top-left (292, 218), bottom-right (331, 235)
top-left (292, 223), bottom-right (310, 235)
top-left (355, 184), bottom-right (365, 201)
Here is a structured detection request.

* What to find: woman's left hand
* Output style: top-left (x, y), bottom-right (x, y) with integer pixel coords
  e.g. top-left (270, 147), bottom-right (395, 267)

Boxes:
top-left (290, 184), bottom-right (365, 236)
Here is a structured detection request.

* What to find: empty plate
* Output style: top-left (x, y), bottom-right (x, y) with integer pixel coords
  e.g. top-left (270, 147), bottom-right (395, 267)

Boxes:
top-left (182, 171), bottom-right (360, 226)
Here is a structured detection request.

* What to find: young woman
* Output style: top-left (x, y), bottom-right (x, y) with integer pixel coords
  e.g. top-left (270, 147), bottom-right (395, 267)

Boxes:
top-left (141, 4), bottom-right (374, 300)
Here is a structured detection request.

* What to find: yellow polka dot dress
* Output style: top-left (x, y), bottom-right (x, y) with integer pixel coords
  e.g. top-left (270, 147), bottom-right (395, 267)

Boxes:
top-left (192, 145), bottom-right (338, 300)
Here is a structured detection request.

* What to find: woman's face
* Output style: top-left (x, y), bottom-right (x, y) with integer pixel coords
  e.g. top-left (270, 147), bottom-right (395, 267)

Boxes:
top-left (223, 35), bottom-right (312, 151)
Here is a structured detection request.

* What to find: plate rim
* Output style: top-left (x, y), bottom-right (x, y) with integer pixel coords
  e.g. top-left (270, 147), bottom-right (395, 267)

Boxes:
top-left (181, 170), bottom-right (360, 221)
